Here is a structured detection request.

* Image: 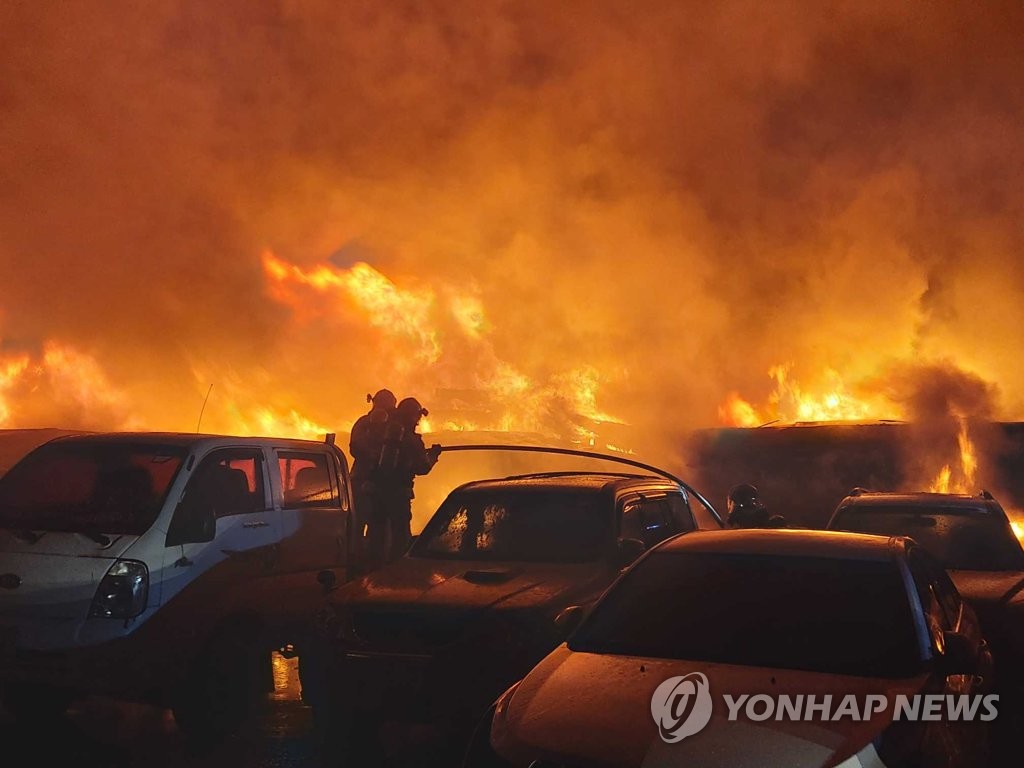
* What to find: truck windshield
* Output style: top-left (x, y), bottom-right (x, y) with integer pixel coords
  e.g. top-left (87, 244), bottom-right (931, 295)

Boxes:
top-left (833, 506), bottom-right (1024, 571)
top-left (410, 489), bottom-right (610, 563)
top-left (0, 441), bottom-right (187, 536)
top-left (570, 552), bottom-right (924, 679)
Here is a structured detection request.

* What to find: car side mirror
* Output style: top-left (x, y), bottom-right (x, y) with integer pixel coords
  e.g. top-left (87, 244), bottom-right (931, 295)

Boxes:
top-left (615, 537), bottom-right (646, 569)
top-left (554, 605), bottom-right (585, 636)
top-left (317, 569), bottom-right (338, 594)
top-left (165, 499), bottom-right (215, 547)
top-left (939, 631), bottom-right (975, 675)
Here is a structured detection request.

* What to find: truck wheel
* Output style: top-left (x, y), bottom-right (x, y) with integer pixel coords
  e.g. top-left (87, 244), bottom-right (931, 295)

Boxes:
top-left (172, 635), bottom-right (265, 745)
top-left (2, 683), bottom-right (75, 723)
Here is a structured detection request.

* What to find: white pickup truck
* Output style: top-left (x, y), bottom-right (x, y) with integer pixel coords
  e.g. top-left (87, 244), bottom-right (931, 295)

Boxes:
top-left (0, 431), bottom-right (353, 740)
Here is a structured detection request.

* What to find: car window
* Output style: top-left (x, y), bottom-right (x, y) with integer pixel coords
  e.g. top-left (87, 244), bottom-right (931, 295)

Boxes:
top-left (411, 489), bottom-right (610, 563)
top-left (187, 449), bottom-right (267, 518)
top-left (0, 441), bottom-right (186, 535)
top-left (832, 504), bottom-right (1024, 571)
top-left (570, 551), bottom-right (923, 679)
top-left (667, 494), bottom-right (696, 533)
top-left (621, 498), bottom-right (675, 547)
top-left (278, 451), bottom-right (338, 509)
top-left (908, 547), bottom-right (961, 632)
top-left (687, 491), bottom-right (723, 530)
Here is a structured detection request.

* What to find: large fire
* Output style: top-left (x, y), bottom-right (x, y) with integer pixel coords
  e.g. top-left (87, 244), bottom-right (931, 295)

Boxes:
top-left (258, 249), bottom-right (626, 446)
top-left (718, 364), bottom-right (896, 427)
top-left (1, 2), bottom-right (1022, 485)
top-left (720, 365), bottom-right (990, 497)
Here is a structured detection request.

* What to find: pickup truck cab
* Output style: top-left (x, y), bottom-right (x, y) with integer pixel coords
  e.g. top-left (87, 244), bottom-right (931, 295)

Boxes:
top-left (0, 432), bottom-right (353, 739)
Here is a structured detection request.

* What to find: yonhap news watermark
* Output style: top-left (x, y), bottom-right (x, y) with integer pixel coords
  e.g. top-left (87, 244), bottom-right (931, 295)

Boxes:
top-left (651, 673), bottom-right (998, 743)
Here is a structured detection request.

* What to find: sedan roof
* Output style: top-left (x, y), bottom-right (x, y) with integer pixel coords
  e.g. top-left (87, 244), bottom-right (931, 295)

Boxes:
top-left (839, 492), bottom-right (999, 514)
top-left (658, 528), bottom-right (903, 561)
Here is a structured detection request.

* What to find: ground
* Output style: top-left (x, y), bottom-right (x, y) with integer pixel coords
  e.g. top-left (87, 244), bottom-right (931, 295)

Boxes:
top-left (0, 654), bottom-right (317, 768)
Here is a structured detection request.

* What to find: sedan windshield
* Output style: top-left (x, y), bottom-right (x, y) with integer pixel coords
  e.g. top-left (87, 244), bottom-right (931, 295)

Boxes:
top-left (570, 552), bottom-right (924, 678)
top-left (832, 506), bottom-right (1024, 571)
top-left (410, 489), bottom-right (610, 563)
top-left (0, 441), bottom-right (187, 535)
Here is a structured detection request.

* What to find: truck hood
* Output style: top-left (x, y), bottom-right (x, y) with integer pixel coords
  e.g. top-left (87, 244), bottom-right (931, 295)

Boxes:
top-left (0, 528), bottom-right (136, 619)
top-left (494, 646), bottom-right (926, 768)
top-left (337, 556), bottom-right (606, 613)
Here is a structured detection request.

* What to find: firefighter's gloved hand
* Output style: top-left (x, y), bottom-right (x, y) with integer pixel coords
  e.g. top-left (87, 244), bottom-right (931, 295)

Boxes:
top-left (427, 443), bottom-right (442, 461)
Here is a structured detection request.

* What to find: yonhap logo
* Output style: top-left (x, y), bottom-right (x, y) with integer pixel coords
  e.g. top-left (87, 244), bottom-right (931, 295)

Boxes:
top-left (650, 673), bottom-right (714, 743)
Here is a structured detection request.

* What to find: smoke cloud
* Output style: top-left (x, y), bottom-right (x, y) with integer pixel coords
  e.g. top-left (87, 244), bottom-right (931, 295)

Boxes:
top-left (1, 0), bottom-right (1022, 465)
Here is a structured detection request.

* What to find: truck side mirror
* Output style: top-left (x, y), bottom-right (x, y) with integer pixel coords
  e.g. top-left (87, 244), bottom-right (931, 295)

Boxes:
top-left (317, 569), bottom-right (338, 594)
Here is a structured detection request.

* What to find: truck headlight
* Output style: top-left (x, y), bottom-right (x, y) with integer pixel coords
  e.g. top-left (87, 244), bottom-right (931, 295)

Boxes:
top-left (90, 559), bottom-right (149, 619)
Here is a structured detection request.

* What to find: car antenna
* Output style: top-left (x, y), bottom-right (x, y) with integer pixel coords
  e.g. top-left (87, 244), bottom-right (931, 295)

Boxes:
top-left (196, 383), bottom-right (214, 434)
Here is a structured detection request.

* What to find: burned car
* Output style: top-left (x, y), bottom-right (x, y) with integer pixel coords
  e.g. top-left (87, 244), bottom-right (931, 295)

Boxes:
top-left (321, 470), bottom-right (722, 761)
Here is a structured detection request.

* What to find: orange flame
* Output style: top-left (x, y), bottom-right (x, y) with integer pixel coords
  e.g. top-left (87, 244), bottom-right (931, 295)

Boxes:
top-left (929, 464), bottom-right (953, 494)
top-left (719, 364), bottom-right (894, 426)
top-left (0, 354), bottom-right (32, 425)
top-left (928, 413), bottom-right (977, 494)
top-left (718, 392), bottom-right (765, 428)
top-left (0, 341), bottom-right (136, 430)
top-left (257, 250), bottom-right (625, 441)
top-left (262, 251), bottom-right (440, 364)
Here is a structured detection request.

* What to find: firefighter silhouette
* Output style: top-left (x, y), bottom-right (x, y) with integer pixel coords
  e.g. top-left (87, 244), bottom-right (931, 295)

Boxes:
top-left (366, 396), bottom-right (440, 567)
top-left (726, 483), bottom-right (773, 528)
top-left (349, 389), bottom-right (396, 567)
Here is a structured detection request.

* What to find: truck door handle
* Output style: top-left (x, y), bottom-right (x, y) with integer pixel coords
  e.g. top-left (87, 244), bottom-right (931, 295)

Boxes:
top-left (243, 521), bottom-right (269, 529)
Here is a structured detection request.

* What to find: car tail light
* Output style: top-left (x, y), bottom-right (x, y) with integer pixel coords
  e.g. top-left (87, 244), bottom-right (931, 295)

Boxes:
top-left (90, 559), bottom-right (148, 619)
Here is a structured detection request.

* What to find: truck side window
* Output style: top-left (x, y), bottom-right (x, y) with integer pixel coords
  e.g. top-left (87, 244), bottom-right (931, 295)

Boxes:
top-left (279, 451), bottom-right (338, 509)
top-left (192, 450), bottom-right (267, 518)
top-left (167, 449), bottom-right (267, 545)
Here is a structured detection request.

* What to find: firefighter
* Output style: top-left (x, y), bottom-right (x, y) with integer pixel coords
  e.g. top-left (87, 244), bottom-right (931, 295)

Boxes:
top-left (349, 389), bottom-right (396, 568)
top-left (367, 396), bottom-right (441, 566)
top-left (726, 483), bottom-right (772, 528)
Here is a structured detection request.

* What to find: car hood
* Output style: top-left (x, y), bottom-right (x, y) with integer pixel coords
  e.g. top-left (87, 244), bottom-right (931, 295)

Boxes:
top-left (949, 569), bottom-right (1024, 607)
top-left (494, 646), bottom-right (927, 768)
top-left (336, 556), bottom-right (607, 613)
